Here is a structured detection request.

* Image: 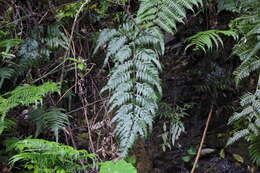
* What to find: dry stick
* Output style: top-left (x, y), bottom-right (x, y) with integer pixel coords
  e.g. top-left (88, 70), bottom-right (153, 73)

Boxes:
top-left (191, 105), bottom-right (213, 173)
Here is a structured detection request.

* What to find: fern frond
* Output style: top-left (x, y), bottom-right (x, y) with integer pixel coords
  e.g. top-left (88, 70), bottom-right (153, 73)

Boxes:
top-left (185, 30), bottom-right (238, 52)
top-left (170, 121), bottom-right (185, 146)
top-left (0, 82), bottom-right (60, 134)
top-left (136, 0), bottom-right (202, 33)
top-left (95, 23), bottom-right (163, 157)
top-left (226, 129), bottom-right (250, 146)
top-left (228, 106), bottom-right (253, 124)
top-left (231, 13), bottom-right (260, 83)
top-left (227, 87), bottom-right (260, 146)
top-left (9, 139), bottom-right (96, 172)
top-left (249, 136), bottom-right (260, 166)
top-left (0, 68), bottom-right (15, 89)
top-left (29, 107), bottom-right (70, 142)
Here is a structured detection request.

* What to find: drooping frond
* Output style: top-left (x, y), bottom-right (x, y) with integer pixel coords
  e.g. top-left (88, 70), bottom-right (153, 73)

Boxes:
top-left (185, 30), bottom-right (238, 53)
top-left (29, 107), bottom-right (71, 142)
top-left (136, 0), bottom-right (203, 33)
top-left (230, 13), bottom-right (260, 83)
top-left (0, 82), bottom-right (60, 134)
top-left (9, 139), bottom-right (96, 173)
top-left (95, 23), bottom-right (163, 157)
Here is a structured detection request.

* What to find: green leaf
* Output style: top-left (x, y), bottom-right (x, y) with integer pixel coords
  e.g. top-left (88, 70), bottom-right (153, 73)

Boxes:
top-left (0, 39), bottom-right (22, 48)
top-left (187, 148), bottom-right (197, 156)
top-left (232, 154), bottom-right (244, 163)
top-left (100, 160), bottom-right (137, 173)
top-left (182, 156), bottom-right (191, 162)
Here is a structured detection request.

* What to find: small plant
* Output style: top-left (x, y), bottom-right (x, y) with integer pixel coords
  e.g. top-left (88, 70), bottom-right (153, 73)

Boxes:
top-left (182, 147), bottom-right (197, 163)
top-left (9, 139), bottom-right (96, 173)
top-left (159, 103), bottom-right (192, 151)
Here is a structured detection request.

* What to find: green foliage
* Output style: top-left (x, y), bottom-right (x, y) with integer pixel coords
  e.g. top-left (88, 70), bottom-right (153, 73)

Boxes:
top-left (0, 67), bottom-right (15, 89)
top-left (16, 23), bottom-right (68, 76)
top-left (0, 118), bottom-right (16, 134)
top-left (217, 0), bottom-right (260, 13)
top-left (0, 38), bottom-right (22, 59)
top-left (159, 103), bottom-right (192, 151)
top-left (185, 30), bottom-right (238, 53)
top-left (227, 84), bottom-right (260, 146)
top-left (29, 107), bottom-right (71, 142)
top-left (96, 22), bottom-right (164, 157)
top-left (0, 23), bottom-right (68, 87)
top-left (249, 136), bottom-right (260, 166)
top-left (9, 139), bottom-right (96, 173)
top-left (0, 82), bottom-right (60, 134)
top-left (227, 11), bottom-right (260, 151)
top-left (136, 0), bottom-right (203, 33)
top-left (99, 160), bottom-right (137, 173)
top-left (182, 147), bottom-right (196, 162)
top-left (231, 13), bottom-right (260, 83)
top-left (95, 0), bottom-right (202, 158)
top-left (0, 38), bottom-right (21, 88)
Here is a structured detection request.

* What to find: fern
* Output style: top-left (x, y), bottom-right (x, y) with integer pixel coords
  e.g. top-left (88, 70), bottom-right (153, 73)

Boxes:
top-left (227, 82), bottom-right (260, 146)
top-left (95, 0), bottom-right (202, 157)
top-left (9, 139), bottom-right (96, 173)
top-left (159, 103), bottom-right (191, 151)
top-left (185, 30), bottom-right (238, 52)
top-left (249, 136), bottom-right (260, 166)
top-left (227, 12), bottom-right (260, 149)
top-left (0, 82), bottom-right (60, 134)
top-left (95, 22), bottom-right (164, 157)
top-left (217, 0), bottom-right (260, 13)
top-left (229, 13), bottom-right (260, 83)
top-left (29, 107), bottom-right (71, 142)
top-left (136, 0), bottom-right (203, 33)
top-left (0, 67), bottom-right (15, 89)
top-left (16, 23), bottom-right (68, 76)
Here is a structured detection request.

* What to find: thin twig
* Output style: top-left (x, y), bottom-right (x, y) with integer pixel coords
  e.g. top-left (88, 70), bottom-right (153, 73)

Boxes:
top-left (191, 105), bottom-right (213, 173)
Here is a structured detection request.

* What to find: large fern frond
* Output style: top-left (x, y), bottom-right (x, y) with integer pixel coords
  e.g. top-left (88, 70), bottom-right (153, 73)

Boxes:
top-left (95, 23), bottom-right (163, 157)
